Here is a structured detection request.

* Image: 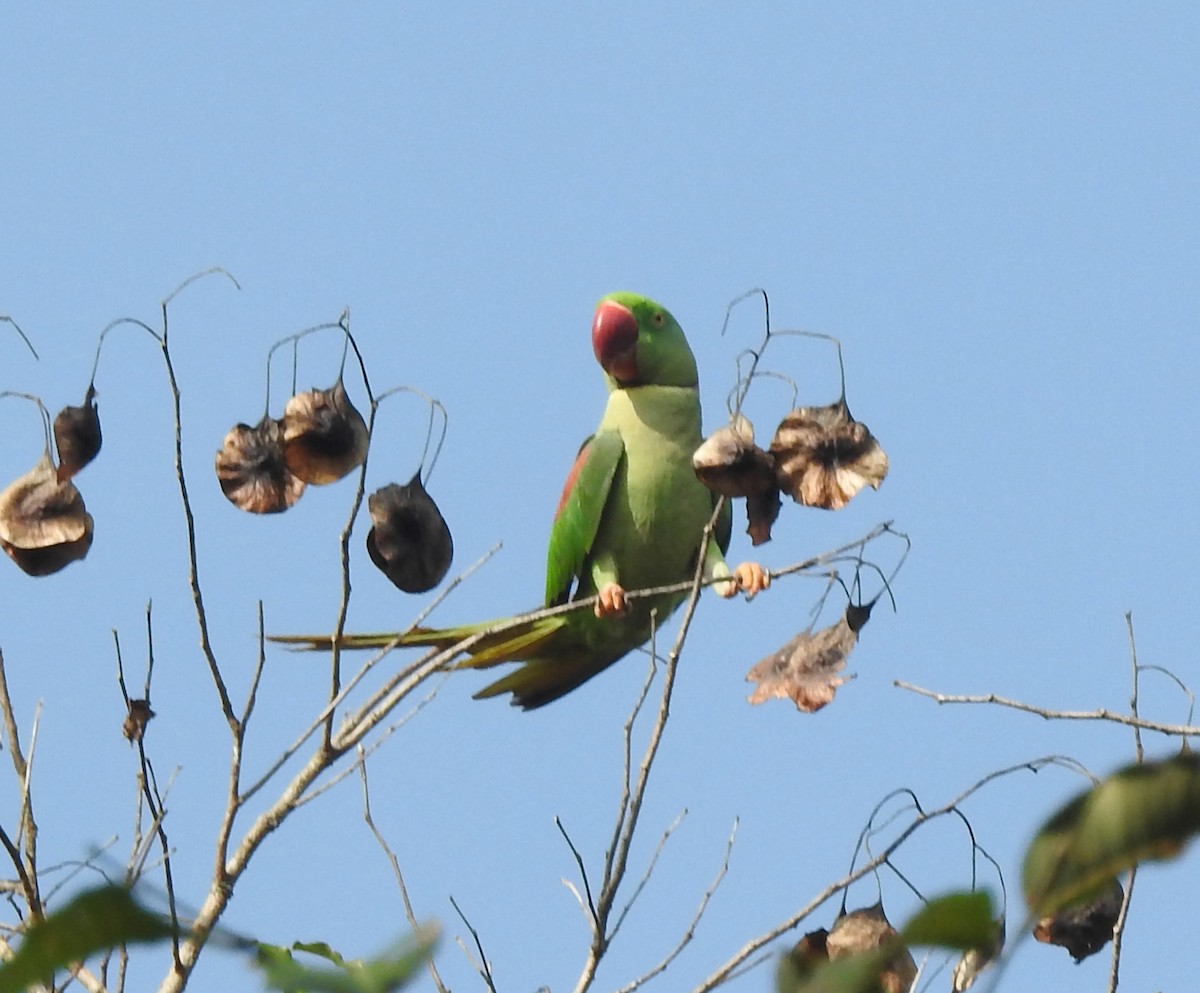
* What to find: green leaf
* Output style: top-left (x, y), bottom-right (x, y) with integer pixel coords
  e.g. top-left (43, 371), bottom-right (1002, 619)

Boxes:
top-left (0, 885), bottom-right (175, 993)
top-left (291, 941), bottom-right (349, 968)
top-left (776, 949), bottom-right (888, 993)
top-left (254, 926), bottom-right (438, 993)
top-left (901, 891), bottom-right (995, 950)
top-left (1023, 751), bottom-right (1200, 916)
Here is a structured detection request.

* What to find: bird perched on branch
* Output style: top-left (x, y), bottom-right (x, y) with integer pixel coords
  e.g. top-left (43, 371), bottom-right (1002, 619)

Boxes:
top-left (273, 292), bottom-right (767, 708)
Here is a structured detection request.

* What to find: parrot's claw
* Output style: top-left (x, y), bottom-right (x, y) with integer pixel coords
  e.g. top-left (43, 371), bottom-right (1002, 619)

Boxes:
top-left (723, 561), bottom-right (770, 601)
top-left (595, 582), bottom-right (629, 618)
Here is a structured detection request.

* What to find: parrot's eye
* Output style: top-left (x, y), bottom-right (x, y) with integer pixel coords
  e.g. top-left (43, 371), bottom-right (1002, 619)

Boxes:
top-left (652, 312), bottom-right (665, 326)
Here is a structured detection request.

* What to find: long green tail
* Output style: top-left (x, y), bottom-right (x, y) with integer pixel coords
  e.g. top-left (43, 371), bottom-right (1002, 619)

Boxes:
top-left (268, 616), bottom-right (565, 669)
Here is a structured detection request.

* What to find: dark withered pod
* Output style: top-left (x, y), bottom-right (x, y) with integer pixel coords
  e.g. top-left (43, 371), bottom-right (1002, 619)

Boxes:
top-left (692, 415), bottom-right (777, 499)
top-left (282, 380), bottom-right (369, 485)
top-left (769, 399), bottom-right (888, 511)
top-left (366, 472), bottom-right (454, 594)
top-left (53, 384), bottom-right (102, 483)
top-left (0, 452), bottom-right (95, 576)
top-left (1034, 878), bottom-right (1123, 963)
top-left (215, 416), bottom-right (306, 514)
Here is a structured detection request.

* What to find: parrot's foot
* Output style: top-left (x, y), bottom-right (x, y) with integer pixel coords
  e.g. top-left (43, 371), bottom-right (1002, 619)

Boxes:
top-left (721, 562), bottom-right (770, 600)
top-left (595, 582), bottom-right (629, 618)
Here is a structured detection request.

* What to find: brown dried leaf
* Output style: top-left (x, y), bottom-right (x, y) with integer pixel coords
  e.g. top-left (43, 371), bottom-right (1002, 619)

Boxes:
top-left (53, 385), bottom-right (102, 482)
top-left (366, 474), bottom-right (454, 593)
top-left (692, 416), bottom-right (777, 498)
top-left (282, 380), bottom-right (369, 485)
top-left (1033, 877), bottom-right (1123, 963)
top-left (122, 699), bottom-right (156, 744)
top-left (770, 400), bottom-right (888, 510)
top-left (215, 416), bottom-right (306, 514)
top-left (746, 603), bottom-right (871, 712)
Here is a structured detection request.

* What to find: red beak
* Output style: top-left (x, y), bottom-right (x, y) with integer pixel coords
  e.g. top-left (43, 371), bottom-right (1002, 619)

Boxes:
top-left (592, 299), bottom-right (640, 384)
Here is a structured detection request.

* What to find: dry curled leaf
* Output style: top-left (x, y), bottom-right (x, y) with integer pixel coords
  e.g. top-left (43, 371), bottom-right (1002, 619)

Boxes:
top-left (53, 384), bottom-right (102, 482)
top-left (215, 416), bottom-right (306, 514)
top-left (0, 452), bottom-right (95, 575)
top-left (746, 603), bottom-right (871, 712)
top-left (282, 380), bottom-right (369, 485)
top-left (1033, 878), bottom-right (1123, 963)
top-left (366, 473), bottom-right (454, 593)
top-left (122, 699), bottom-right (156, 744)
top-left (770, 399), bottom-right (888, 510)
top-left (692, 415), bottom-right (777, 498)
top-left (826, 902), bottom-right (917, 993)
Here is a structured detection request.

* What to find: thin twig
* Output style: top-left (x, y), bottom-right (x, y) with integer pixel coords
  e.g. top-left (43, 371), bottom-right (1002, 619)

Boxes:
top-left (556, 817), bottom-right (598, 926)
top-left (359, 749), bottom-right (449, 993)
top-left (614, 818), bottom-right (739, 993)
top-left (0, 652), bottom-right (40, 919)
top-left (450, 895), bottom-right (499, 993)
top-left (1108, 612), bottom-right (1145, 993)
top-left (895, 681), bottom-right (1200, 737)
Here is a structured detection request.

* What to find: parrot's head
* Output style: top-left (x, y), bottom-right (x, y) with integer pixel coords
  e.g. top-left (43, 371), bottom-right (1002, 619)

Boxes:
top-left (592, 292), bottom-right (698, 390)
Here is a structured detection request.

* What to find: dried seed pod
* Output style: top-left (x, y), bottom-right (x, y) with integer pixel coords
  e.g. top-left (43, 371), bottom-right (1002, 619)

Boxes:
top-left (215, 416), bottom-right (306, 514)
top-left (122, 699), bottom-right (156, 744)
top-left (1033, 878), bottom-right (1123, 963)
top-left (366, 473), bottom-right (454, 593)
top-left (282, 380), bottom-right (369, 485)
top-left (826, 902), bottom-right (917, 993)
top-left (0, 452), bottom-right (95, 575)
top-left (692, 415), bottom-right (777, 498)
top-left (770, 400), bottom-right (888, 510)
top-left (53, 384), bottom-right (102, 482)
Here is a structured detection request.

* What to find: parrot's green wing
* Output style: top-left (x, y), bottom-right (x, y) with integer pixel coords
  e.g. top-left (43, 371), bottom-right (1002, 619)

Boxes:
top-left (544, 430), bottom-right (625, 606)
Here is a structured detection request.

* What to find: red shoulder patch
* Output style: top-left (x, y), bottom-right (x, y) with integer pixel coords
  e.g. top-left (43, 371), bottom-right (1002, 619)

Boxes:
top-left (555, 441), bottom-right (591, 521)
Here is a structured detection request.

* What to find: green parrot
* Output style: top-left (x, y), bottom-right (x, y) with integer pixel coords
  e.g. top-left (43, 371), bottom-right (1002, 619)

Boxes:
top-left (273, 292), bottom-right (767, 708)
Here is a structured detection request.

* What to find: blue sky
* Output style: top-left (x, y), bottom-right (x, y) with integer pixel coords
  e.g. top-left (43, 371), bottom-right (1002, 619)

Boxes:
top-left (3, 4), bottom-right (1198, 991)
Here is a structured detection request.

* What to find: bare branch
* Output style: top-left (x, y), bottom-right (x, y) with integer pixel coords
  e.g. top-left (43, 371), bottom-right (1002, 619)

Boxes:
top-left (690, 757), bottom-right (1083, 993)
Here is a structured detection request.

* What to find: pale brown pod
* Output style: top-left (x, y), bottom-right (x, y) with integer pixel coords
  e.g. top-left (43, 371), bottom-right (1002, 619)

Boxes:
top-left (215, 416), bottom-right (306, 514)
top-left (0, 452), bottom-right (95, 575)
top-left (282, 380), bottom-right (369, 485)
top-left (692, 415), bottom-right (777, 498)
top-left (366, 473), bottom-right (454, 594)
top-left (825, 902), bottom-right (917, 993)
top-left (53, 385), bottom-right (102, 483)
top-left (952, 915), bottom-right (1005, 991)
top-left (770, 400), bottom-right (888, 510)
